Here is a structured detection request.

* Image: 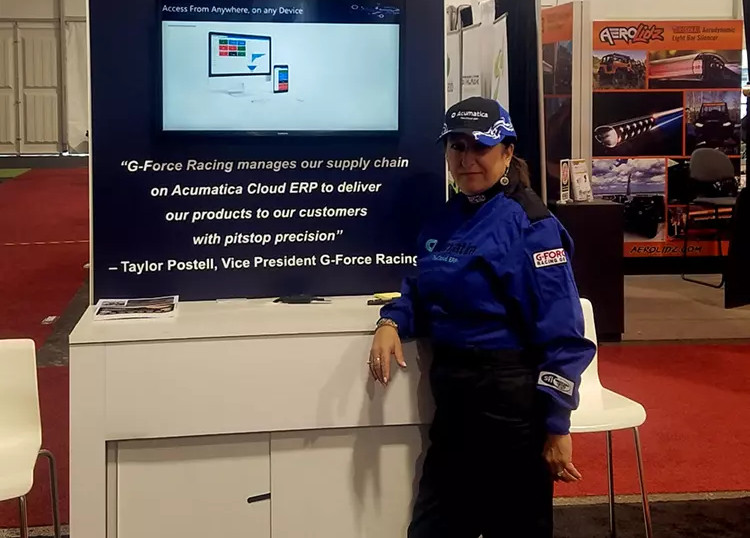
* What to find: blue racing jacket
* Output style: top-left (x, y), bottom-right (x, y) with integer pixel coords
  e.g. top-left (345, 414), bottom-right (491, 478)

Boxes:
top-left (380, 169), bottom-right (596, 435)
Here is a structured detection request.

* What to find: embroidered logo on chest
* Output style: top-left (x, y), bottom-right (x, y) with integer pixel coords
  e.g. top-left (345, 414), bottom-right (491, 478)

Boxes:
top-left (533, 248), bottom-right (567, 268)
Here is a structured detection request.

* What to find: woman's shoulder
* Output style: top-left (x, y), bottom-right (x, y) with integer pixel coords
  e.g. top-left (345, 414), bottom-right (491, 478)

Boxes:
top-left (502, 185), bottom-right (551, 226)
top-left (482, 186), bottom-right (552, 243)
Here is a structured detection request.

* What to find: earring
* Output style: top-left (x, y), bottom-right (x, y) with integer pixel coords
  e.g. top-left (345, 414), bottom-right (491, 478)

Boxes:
top-left (499, 164), bottom-right (510, 186)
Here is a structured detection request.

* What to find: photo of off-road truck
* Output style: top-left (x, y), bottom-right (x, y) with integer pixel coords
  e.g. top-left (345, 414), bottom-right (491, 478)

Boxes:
top-left (685, 91), bottom-right (741, 155)
top-left (595, 52), bottom-right (646, 89)
top-left (694, 102), bottom-right (735, 148)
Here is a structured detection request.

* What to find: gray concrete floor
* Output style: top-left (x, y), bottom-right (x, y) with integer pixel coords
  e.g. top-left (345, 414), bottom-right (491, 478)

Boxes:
top-left (3, 496), bottom-right (749, 537)
top-left (555, 496), bottom-right (750, 538)
top-left (37, 282), bottom-right (88, 367)
top-left (624, 275), bottom-right (750, 342)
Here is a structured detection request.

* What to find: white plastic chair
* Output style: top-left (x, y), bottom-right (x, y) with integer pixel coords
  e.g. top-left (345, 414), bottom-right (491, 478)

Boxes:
top-left (570, 300), bottom-right (653, 538)
top-left (0, 339), bottom-right (61, 538)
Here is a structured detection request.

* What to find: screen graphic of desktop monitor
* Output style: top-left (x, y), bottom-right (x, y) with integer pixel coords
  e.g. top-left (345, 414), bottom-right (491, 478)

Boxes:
top-left (209, 33), bottom-right (271, 77)
top-left (160, 1), bottom-right (402, 135)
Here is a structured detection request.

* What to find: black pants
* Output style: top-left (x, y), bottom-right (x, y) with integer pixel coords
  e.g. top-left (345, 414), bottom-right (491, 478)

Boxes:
top-left (408, 346), bottom-right (553, 538)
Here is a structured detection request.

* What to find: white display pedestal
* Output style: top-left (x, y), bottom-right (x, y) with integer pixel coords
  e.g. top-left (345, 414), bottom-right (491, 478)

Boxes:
top-left (69, 296), bottom-right (434, 538)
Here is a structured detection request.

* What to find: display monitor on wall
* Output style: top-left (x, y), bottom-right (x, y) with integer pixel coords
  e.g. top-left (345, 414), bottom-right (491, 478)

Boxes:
top-left (160, 0), bottom-right (402, 135)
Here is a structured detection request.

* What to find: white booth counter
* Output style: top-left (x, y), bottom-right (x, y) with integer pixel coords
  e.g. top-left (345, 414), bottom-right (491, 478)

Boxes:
top-left (69, 296), bottom-right (434, 538)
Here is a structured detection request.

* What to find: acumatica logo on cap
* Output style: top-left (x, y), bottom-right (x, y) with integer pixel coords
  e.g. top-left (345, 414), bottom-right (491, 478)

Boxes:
top-left (452, 110), bottom-right (490, 119)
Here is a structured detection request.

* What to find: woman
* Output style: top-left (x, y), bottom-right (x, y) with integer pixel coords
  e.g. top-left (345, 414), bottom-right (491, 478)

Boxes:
top-left (368, 96), bottom-right (596, 537)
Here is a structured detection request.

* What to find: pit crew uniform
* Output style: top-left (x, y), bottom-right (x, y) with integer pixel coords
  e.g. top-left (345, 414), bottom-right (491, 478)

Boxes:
top-left (379, 100), bottom-right (596, 538)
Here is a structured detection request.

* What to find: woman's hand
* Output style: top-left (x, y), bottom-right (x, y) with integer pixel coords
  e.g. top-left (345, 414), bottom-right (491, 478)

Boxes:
top-left (543, 434), bottom-right (582, 483)
top-left (369, 325), bottom-right (406, 386)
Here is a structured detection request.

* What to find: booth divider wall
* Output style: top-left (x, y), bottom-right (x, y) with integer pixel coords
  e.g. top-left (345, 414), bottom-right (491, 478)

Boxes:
top-left (543, 0), bottom-right (737, 20)
top-left (0, 0), bottom-right (89, 154)
top-left (541, 1), bottom-right (586, 201)
top-left (88, 0), bottom-right (447, 302)
top-left (541, 2), bottom-right (625, 340)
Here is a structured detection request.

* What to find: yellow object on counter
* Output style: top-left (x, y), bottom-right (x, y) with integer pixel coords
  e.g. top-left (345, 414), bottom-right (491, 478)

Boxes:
top-left (373, 292), bottom-right (401, 300)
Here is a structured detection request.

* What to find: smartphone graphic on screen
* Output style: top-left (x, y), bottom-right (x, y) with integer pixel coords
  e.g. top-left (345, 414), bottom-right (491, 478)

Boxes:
top-left (273, 65), bottom-right (289, 93)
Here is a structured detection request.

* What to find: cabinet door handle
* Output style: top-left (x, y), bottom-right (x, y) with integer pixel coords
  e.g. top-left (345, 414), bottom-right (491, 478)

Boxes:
top-left (247, 493), bottom-right (271, 504)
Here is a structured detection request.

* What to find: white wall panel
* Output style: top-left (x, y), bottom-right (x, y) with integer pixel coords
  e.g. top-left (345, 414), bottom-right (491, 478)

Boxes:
top-left (23, 92), bottom-right (58, 143)
top-left (551, 0), bottom-right (736, 19)
top-left (0, 0), bottom-right (86, 155)
top-left (65, 0), bottom-right (87, 18)
top-left (592, 0), bottom-right (734, 19)
top-left (17, 24), bottom-right (60, 153)
top-left (21, 28), bottom-right (58, 87)
top-left (0, 0), bottom-right (56, 19)
top-left (0, 25), bottom-right (16, 153)
top-left (66, 20), bottom-right (88, 153)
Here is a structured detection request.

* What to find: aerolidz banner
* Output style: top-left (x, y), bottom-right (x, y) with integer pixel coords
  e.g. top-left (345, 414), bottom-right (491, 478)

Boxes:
top-left (591, 20), bottom-right (744, 258)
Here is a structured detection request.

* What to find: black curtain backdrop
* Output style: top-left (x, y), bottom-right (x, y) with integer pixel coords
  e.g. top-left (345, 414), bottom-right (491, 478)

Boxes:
top-left (494, 0), bottom-right (543, 196)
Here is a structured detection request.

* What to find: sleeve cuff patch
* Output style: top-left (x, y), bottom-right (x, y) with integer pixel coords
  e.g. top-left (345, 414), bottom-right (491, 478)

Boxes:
top-left (538, 371), bottom-right (574, 396)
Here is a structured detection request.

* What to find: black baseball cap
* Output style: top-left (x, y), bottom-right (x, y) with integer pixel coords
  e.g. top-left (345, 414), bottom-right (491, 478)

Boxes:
top-left (438, 97), bottom-right (517, 147)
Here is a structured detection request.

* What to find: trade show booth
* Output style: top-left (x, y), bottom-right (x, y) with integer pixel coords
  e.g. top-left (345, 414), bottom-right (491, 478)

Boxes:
top-left (70, 0), bottom-right (749, 535)
top-left (72, 0), bottom-right (548, 536)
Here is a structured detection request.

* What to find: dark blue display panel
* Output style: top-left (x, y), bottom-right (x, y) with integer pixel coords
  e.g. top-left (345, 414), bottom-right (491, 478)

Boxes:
top-left (89, 0), bottom-right (445, 301)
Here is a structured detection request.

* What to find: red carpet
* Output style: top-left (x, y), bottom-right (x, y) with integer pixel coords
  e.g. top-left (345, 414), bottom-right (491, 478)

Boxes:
top-left (0, 244), bottom-right (88, 345)
top-left (557, 343), bottom-right (750, 498)
top-left (0, 169), bottom-right (88, 244)
top-left (0, 168), bottom-right (89, 346)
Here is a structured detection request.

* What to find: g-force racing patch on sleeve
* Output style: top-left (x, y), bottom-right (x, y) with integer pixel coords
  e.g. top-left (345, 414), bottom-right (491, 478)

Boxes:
top-left (538, 371), bottom-right (575, 396)
top-left (533, 248), bottom-right (567, 268)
